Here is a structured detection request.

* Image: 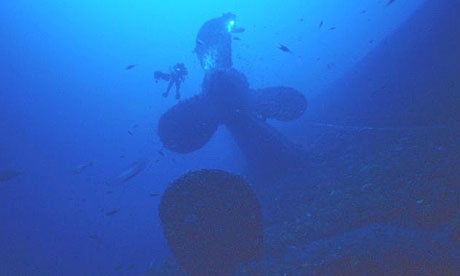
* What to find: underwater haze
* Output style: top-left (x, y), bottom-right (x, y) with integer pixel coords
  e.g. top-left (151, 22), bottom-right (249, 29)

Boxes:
top-left (1, 0), bottom-right (460, 275)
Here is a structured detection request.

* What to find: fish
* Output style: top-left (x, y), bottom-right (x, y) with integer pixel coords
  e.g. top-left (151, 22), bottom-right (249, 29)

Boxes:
top-left (73, 162), bottom-right (92, 174)
top-left (233, 36), bottom-right (241, 41)
top-left (128, 130), bottom-right (133, 136)
top-left (150, 193), bottom-right (160, 197)
top-left (158, 149), bottom-right (165, 157)
top-left (329, 27), bottom-right (336, 30)
top-left (278, 44), bottom-right (292, 53)
top-left (0, 170), bottom-right (21, 182)
top-left (110, 159), bottom-right (148, 185)
top-left (89, 233), bottom-right (100, 240)
top-left (114, 263), bottom-right (123, 271)
top-left (125, 64), bottom-right (138, 70)
top-left (319, 21), bottom-right (323, 28)
top-left (232, 27), bottom-right (245, 33)
top-left (386, 0), bottom-right (396, 6)
top-left (105, 209), bottom-right (119, 216)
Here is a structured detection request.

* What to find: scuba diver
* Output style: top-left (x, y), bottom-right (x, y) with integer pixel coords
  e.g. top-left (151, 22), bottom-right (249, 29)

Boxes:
top-left (154, 63), bottom-right (188, 99)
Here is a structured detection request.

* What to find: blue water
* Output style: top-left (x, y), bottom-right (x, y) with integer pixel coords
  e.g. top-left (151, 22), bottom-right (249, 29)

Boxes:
top-left (1, 0), bottom-right (459, 275)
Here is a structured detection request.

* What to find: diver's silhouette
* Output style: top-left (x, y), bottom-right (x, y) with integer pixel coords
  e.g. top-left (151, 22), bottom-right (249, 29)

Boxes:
top-left (154, 63), bottom-right (188, 100)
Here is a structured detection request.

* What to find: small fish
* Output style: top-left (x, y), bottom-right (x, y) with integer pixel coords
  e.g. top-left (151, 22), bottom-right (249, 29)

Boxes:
top-left (110, 159), bottom-right (148, 185)
top-left (114, 263), bottom-right (123, 271)
top-left (88, 233), bottom-right (105, 247)
top-left (327, 63), bottom-right (335, 70)
top-left (0, 170), bottom-right (21, 182)
top-left (233, 36), bottom-right (241, 41)
top-left (158, 149), bottom-right (165, 157)
top-left (150, 193), bottom-right (160, 197)
top-left (299, 18), bottom-right (305, 22)
top-left (319, 21), bottom-right (323, 28)
top-left (105, 209), bottom-right (119, 216)
top-left (329, 27), bottom-right (336, 30)
top-left (386, 0), bottom-right (396, 6)
top-left (232, 27), bottom-right (245, 33)
top-left (125, 64), bottom-right (138, 70)
top-left (278, 44), bottom-right (292, 53)
top-left (89, 233), bottom-right (100, 240)
top-left (128, 130), bottom-right (133, 136)
top-left (73, 162), bottom-right (92, 174)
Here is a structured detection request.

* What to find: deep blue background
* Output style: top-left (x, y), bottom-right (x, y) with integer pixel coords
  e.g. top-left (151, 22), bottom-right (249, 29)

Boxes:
top-left (0, 0), bottom-right (430, 274)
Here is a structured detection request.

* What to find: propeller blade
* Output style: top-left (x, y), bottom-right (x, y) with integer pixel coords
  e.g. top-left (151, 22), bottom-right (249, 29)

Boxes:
top-left (158, 95), bottom-right (219, 153)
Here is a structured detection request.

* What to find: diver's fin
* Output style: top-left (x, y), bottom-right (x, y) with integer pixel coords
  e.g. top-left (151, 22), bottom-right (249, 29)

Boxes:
top-left (249, 87), bottom-right (307, 121)
top-left (158, 95), bottom-right (219, 153)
